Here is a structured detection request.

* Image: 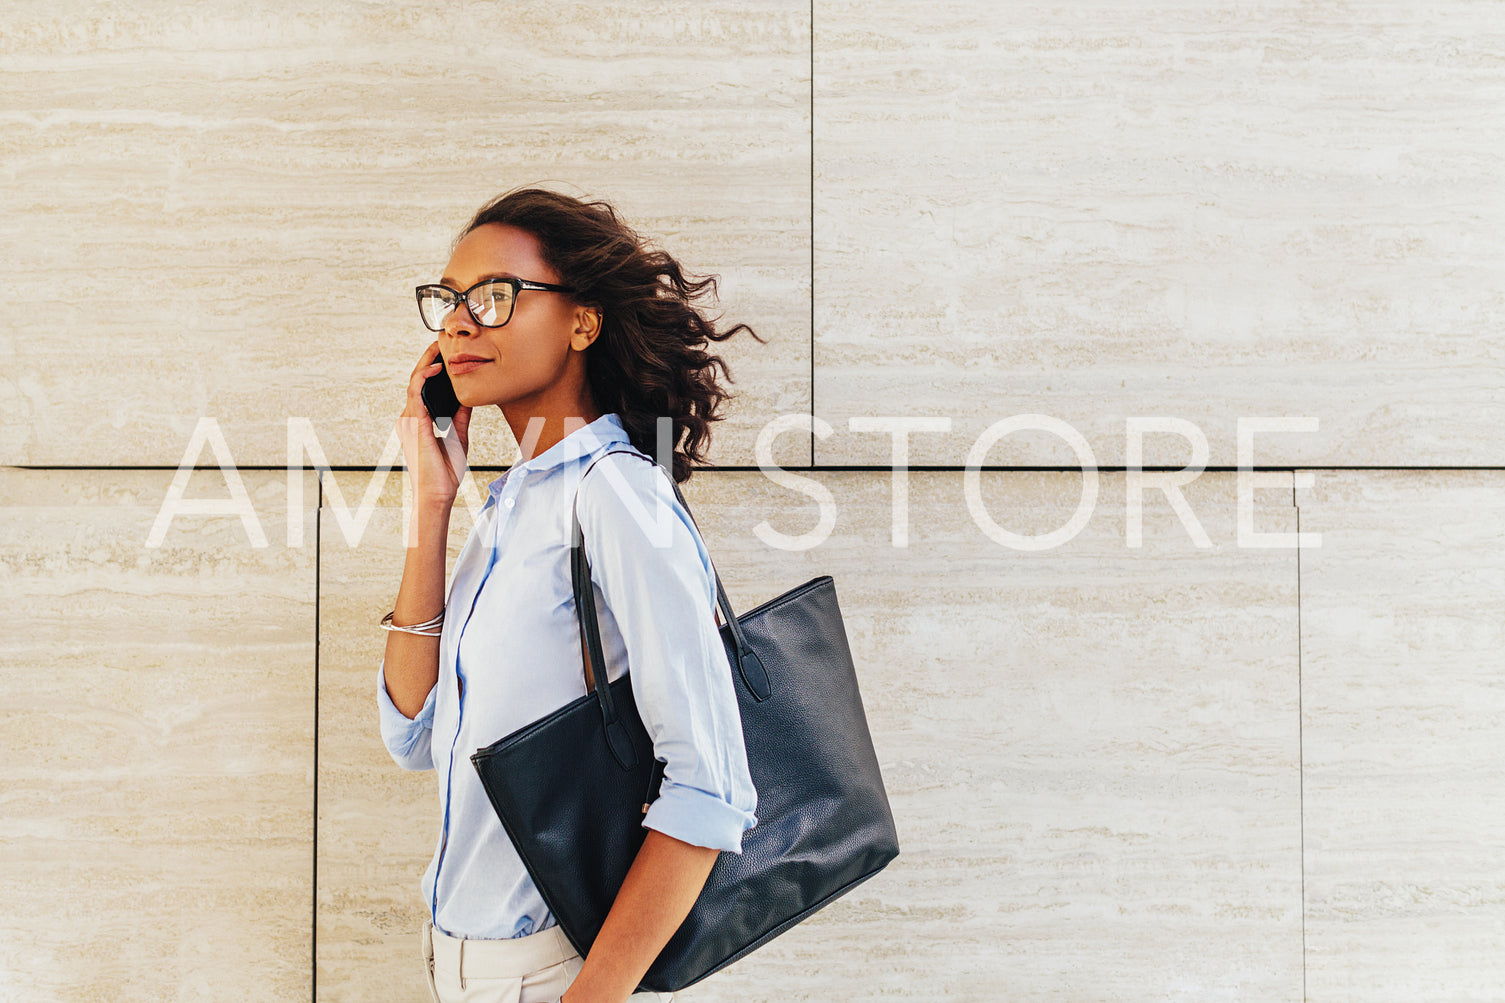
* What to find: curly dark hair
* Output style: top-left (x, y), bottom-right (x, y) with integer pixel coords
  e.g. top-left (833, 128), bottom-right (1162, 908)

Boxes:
top-left (457, 187), bottom-right (765, 483)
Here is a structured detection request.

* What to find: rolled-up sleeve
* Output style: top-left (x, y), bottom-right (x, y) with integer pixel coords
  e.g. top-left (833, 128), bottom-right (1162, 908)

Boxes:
top-left (377, 657), bottom-right (437, 772)
top-left (577, 454), bottom-right (758, 853)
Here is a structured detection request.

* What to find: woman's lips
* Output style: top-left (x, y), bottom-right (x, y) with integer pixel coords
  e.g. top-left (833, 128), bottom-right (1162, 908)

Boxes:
top-left (448, 359), bottom-right (491, 375)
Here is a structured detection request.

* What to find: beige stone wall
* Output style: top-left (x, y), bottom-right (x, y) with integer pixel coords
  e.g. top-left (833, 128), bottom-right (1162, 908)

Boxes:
top-left (4, 3), bottom-right (1504, 1001)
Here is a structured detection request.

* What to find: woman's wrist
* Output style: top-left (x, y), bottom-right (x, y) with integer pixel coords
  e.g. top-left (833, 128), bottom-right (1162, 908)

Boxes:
top-left (411, 494), bottom-right (455, 519)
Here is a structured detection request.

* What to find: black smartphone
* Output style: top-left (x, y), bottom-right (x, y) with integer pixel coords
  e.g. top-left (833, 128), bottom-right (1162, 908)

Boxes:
top-left (421, 355), bottom-right (461, 420)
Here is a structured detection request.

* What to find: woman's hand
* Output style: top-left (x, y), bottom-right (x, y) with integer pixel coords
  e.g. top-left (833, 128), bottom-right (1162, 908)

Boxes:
top-left (396, 341), bottom-right (474, 508)
top-left (559, 830), bottom-right (720, 1003)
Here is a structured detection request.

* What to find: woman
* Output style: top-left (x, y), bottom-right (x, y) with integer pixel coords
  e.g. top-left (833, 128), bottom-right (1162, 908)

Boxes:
top-left (377, 187), bottom-right (764, 1003)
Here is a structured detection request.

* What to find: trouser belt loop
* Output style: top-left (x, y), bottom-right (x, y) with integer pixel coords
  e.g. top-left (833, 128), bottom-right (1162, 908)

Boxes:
top-left (459, 938), bottom-right (466, 990)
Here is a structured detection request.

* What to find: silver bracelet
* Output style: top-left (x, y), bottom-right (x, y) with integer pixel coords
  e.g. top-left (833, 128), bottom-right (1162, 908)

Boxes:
top-left (381, 607), bottom-right (445, 636)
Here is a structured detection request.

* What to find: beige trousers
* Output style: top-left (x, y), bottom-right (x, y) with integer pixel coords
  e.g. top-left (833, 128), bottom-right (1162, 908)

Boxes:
top-left (421, 920), bottom-right (676, 1003)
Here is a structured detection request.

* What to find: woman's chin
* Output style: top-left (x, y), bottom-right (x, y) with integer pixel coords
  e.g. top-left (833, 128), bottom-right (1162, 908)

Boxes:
top-left (454, 388), bottom-right (492, 409)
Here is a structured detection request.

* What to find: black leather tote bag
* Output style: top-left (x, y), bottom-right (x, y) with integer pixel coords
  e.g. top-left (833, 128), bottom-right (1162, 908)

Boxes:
top-left (470, 449), bottom-right (899, 993)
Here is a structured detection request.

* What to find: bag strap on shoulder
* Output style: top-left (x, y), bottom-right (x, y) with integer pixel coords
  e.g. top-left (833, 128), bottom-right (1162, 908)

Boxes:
top-left (569, 449), bottom-right (772, 770)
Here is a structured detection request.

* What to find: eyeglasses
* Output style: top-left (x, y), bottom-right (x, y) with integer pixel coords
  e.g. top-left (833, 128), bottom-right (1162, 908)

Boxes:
top-left (414, 276), bottom-right (575, 331)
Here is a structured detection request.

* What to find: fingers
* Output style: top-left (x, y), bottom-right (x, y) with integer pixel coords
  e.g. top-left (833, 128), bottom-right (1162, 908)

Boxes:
top-left (404, 343), bottom-right (445, 419)
top-left (451, 405), bottom-right (473, 451)
top-left (410, 341), bottom-right (442, 377)
top-left (412, 343), bottom-right (442, 378)
top-left (434, 421), bottom-right (471, 483)
top-left (393, 343), bottom-right (470, 506)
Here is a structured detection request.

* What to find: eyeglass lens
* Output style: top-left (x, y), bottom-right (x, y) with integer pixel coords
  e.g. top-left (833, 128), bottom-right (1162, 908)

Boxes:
top-left (418, 281), bottom-right (517, 330)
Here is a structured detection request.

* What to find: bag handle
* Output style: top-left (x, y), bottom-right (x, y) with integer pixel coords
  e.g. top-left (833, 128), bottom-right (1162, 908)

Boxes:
top-left (569, 448), bottom-right (771, 771)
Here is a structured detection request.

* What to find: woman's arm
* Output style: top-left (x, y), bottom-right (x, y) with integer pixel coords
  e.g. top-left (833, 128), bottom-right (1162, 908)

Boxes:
top-left (561, 829), bottom-right (719, 1003)
top-left (381, 496), bottom-right (450, 718)
top-left (387, 343), bottom-right (473, 717)
top-left (563, 455), bottom-right (757, 1001)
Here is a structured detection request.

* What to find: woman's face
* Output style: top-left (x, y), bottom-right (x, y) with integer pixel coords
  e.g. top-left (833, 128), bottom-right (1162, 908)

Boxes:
top-left (436, 222), bottom-right (598, 413)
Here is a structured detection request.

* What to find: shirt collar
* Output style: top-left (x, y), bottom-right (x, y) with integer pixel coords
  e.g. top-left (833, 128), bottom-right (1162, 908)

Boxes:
top-left (502, 412), bottom-right (633, 481)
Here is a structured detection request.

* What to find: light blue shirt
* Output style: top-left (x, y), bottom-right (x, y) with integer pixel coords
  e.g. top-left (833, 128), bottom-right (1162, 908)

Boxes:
top-left (376, 412), bottom-right (758, 940)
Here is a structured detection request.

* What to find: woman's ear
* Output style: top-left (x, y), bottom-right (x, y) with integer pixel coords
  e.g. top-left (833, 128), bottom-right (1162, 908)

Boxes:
top-left (570, 306), bottom-right (602, 352)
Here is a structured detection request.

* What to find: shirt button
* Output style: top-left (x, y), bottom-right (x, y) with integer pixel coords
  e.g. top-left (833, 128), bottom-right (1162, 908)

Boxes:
top-left (504, 498), bottom-right (515, 508)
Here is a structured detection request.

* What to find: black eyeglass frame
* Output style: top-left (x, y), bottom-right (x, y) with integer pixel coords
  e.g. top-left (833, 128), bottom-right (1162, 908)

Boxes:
top-left (414, 276), bottom-right (576, 331)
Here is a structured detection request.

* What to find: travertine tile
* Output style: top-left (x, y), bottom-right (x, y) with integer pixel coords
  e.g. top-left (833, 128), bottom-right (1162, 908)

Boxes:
top-left (0, 468), bottom-right (316, 1002)
top-left (1297, 471), bottom-right (1505, 1002)
top-left (679, 470), bottom-right (1304, 1001)
top-left (814, 2), bottom-right (1505, 467)
top-left (316, 469), bottom-right (460, 1003)
top-left (1, 2), bottom-right (811, 470)
top-left (326, 467), bottom-right (1303, 1000)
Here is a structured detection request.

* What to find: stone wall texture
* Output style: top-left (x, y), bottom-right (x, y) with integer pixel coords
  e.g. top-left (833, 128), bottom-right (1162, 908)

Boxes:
top-left (3, 3), bottom-right (1503, 1001)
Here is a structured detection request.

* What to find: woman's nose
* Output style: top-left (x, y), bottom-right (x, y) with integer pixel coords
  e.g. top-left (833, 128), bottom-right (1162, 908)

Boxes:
top-left (443, 299), bottom-right (480, 336)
